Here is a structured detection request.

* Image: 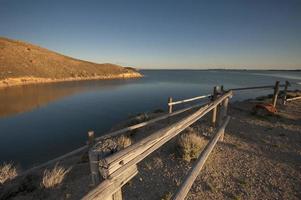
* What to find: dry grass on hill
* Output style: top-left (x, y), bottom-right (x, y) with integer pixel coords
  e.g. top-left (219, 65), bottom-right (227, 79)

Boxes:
top-left (0, 37), bottom-right (141, 87)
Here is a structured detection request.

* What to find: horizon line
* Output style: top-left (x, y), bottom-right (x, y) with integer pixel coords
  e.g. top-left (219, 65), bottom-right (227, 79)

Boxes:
top-left (137, 68), bottom-right (301, 71)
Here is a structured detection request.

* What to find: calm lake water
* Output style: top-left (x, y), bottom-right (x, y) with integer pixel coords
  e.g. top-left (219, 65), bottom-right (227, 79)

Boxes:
top-left (0, 70), bottom-right (300, 169)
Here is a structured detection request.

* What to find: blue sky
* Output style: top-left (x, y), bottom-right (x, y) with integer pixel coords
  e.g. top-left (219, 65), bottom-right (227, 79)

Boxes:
top-left (0, 0), bottom-right (301, 69)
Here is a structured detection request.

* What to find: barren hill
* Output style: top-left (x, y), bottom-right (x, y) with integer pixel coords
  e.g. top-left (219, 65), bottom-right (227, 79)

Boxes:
top-left (0, 37), bottom-right (141, 87)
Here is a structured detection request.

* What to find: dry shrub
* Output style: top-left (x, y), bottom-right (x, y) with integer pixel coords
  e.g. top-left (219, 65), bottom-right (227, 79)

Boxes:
top-left (42, 164), bottom-right (71, 188)
top-left (0, 162), bottom-right (17, 184)
top-left (177, 130), bottom-right (205, 162)
top-left (93, 135), bottom-right (132, 157)
top-left (127, 113), bottom-right (149, 126)
top-left (94, 138), bottom-right (117, 155)
top-left (153, 157), bottom-right (164, 169)
top-left (161, 191), bottom-right (173, 200)
top-left (116, 135), bottom-right (132, 151)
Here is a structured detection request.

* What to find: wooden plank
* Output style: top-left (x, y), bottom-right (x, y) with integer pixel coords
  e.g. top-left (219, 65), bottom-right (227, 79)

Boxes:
top-left (168, 94), bottom-right (211, 106)
top-left (82, 165), bottom-right (138, 200)
top-left (286, 96), bottom-right (301, 102)
top-left (20, 145), bottom-right (88, 177)
top-left (282, 81), bottom-right (290, 105)
top-left (88, 131), bottom-right (101, 186)
top-left (211, 86), bottom-right (218, 126)
top-left (111, 189), bottom-right (122, 200)
top-left (88, 131), bottom-right (95, 147)
top-left (19, 100), bottom-right (209, 177)
top-left (95, 102), bottom-right (209, 142)
top-left (104, 189), bottom-right (122, 200)
top-left (100, 104), bottom-right (210, 178)
top-left (168, 97), bottom-right (173, 113)
top-left (104, 105), bottom-right (209, 179)
top-left (272, 81), bottom-right (280, 107)
top-left (211, 107), bottom-right (217, 126)
top-left (173, 116), bottom-right (231, 200)
top-left (99, 91), bottom-right (233, 178)
top-left (218, 97), bottom-right (229, 134)
top-left (89, 149), bottom-right (101, 185)
top-left (230, 84), bottom-right (285, 91)
top-left (104, 91), bottom-right (231, 167)
top-left (222, 97), bottom-right (229, 119)
top-left (106, 108), bottom-right (214, 180)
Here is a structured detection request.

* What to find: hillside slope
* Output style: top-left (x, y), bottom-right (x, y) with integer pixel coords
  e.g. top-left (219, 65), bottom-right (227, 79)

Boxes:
top-left (0, 37), bottom-right (141, 87)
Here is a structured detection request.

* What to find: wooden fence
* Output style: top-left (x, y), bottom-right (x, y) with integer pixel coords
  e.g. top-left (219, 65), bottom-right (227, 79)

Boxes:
top-left (19, 96), bottom-right (208, 177)
top-left (286, 96), bottom-right (301, 102)
top-left (174, 116), bottom-right (230, 200)
top-left (83, 80), bottom-right (298, 200)
top-left (84, 91), bottom-right (232, 200)
top-left (16, 80), bottom-right (300, 199)
top-left (168, 94), bottom-right (211, 113)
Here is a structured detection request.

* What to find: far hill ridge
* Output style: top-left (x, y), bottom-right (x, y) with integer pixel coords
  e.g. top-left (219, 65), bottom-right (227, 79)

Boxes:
top-left (0, 37), bottom-right (142, 88)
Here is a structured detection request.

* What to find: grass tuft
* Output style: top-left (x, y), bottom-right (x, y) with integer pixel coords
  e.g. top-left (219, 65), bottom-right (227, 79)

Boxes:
top-left (177, 128), bottom-right (205, 162)
top-left (0, 162), bottom-right (17, 184)
top-left (161, 191), bottom-right (173, 200)
top-left (153, 157), bottom-right (164, 169)
top-left (116, 135), bottom-right (132, 151)
top-left (42, 164), bottom-right (71, 189)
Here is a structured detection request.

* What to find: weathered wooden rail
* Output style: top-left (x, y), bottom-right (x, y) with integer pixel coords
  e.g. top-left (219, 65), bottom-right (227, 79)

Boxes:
top-left (286, 96), bottom-right (301, 102)
top-left (174, 116), bottom-right (230, 200)
top-left (83, 80), bottom-right (294, 200)
top-left (168, 94), bottom-right (211, 113)
top-left (16, 80), bottom-right (296, 200)
top-left (229, 83), bottom-right (286, 91)
top-left (83, 91), bottom-right (232, 200)
top-left (19, 96), bottom-right (208, 177)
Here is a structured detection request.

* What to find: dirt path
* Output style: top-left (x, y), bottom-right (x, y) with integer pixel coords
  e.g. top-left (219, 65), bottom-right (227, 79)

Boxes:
top-left (123, 100), bottom-right (301, 200)
top-left (185, 100), bottom-right (301, 200)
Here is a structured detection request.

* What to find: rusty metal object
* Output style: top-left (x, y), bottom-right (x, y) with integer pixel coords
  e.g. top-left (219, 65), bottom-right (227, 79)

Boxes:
top-left (252, 103), bottom-right (277, 115)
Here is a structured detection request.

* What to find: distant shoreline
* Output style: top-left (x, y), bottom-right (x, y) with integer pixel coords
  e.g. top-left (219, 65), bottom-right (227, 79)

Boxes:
top-left (0, 72), bottom-right (142, 89)
top-left (0, 37), bottom-right (143, 89)
top-left (140, 69), bottom-right (301, 71)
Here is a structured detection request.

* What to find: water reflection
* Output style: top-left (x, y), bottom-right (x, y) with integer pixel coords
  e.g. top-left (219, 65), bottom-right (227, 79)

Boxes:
top-left (0, 79), bottom-right (139, 118)
top-left (0, 70), bottom-right (300, 168)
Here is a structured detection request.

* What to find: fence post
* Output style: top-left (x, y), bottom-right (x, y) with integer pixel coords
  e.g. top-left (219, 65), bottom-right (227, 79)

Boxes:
top-left (111, 190), bottom-right (122, 200)
top-left (272, 81), bottom-right (280, 108)
top-left (211, 86), bottom-right (218, 127)
top-left (88, 131), bottom-right (101, 186)
top-left (217, 85), bottom-right (225, 127)
top-left (168, 97), bottom-right (173, 113)
top-left (219, 97), bottom-right (229, 141)
top-left (282, 81), bottom-right (289, 105)
top-left (88, 131), bottom-right (95, 146)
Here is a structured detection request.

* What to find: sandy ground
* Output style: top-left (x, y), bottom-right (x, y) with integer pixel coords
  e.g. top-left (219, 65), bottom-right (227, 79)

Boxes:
top-left (0, 94), bottom-right (300, 200)
top-left (0, 72), bottom-right (142, 89)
